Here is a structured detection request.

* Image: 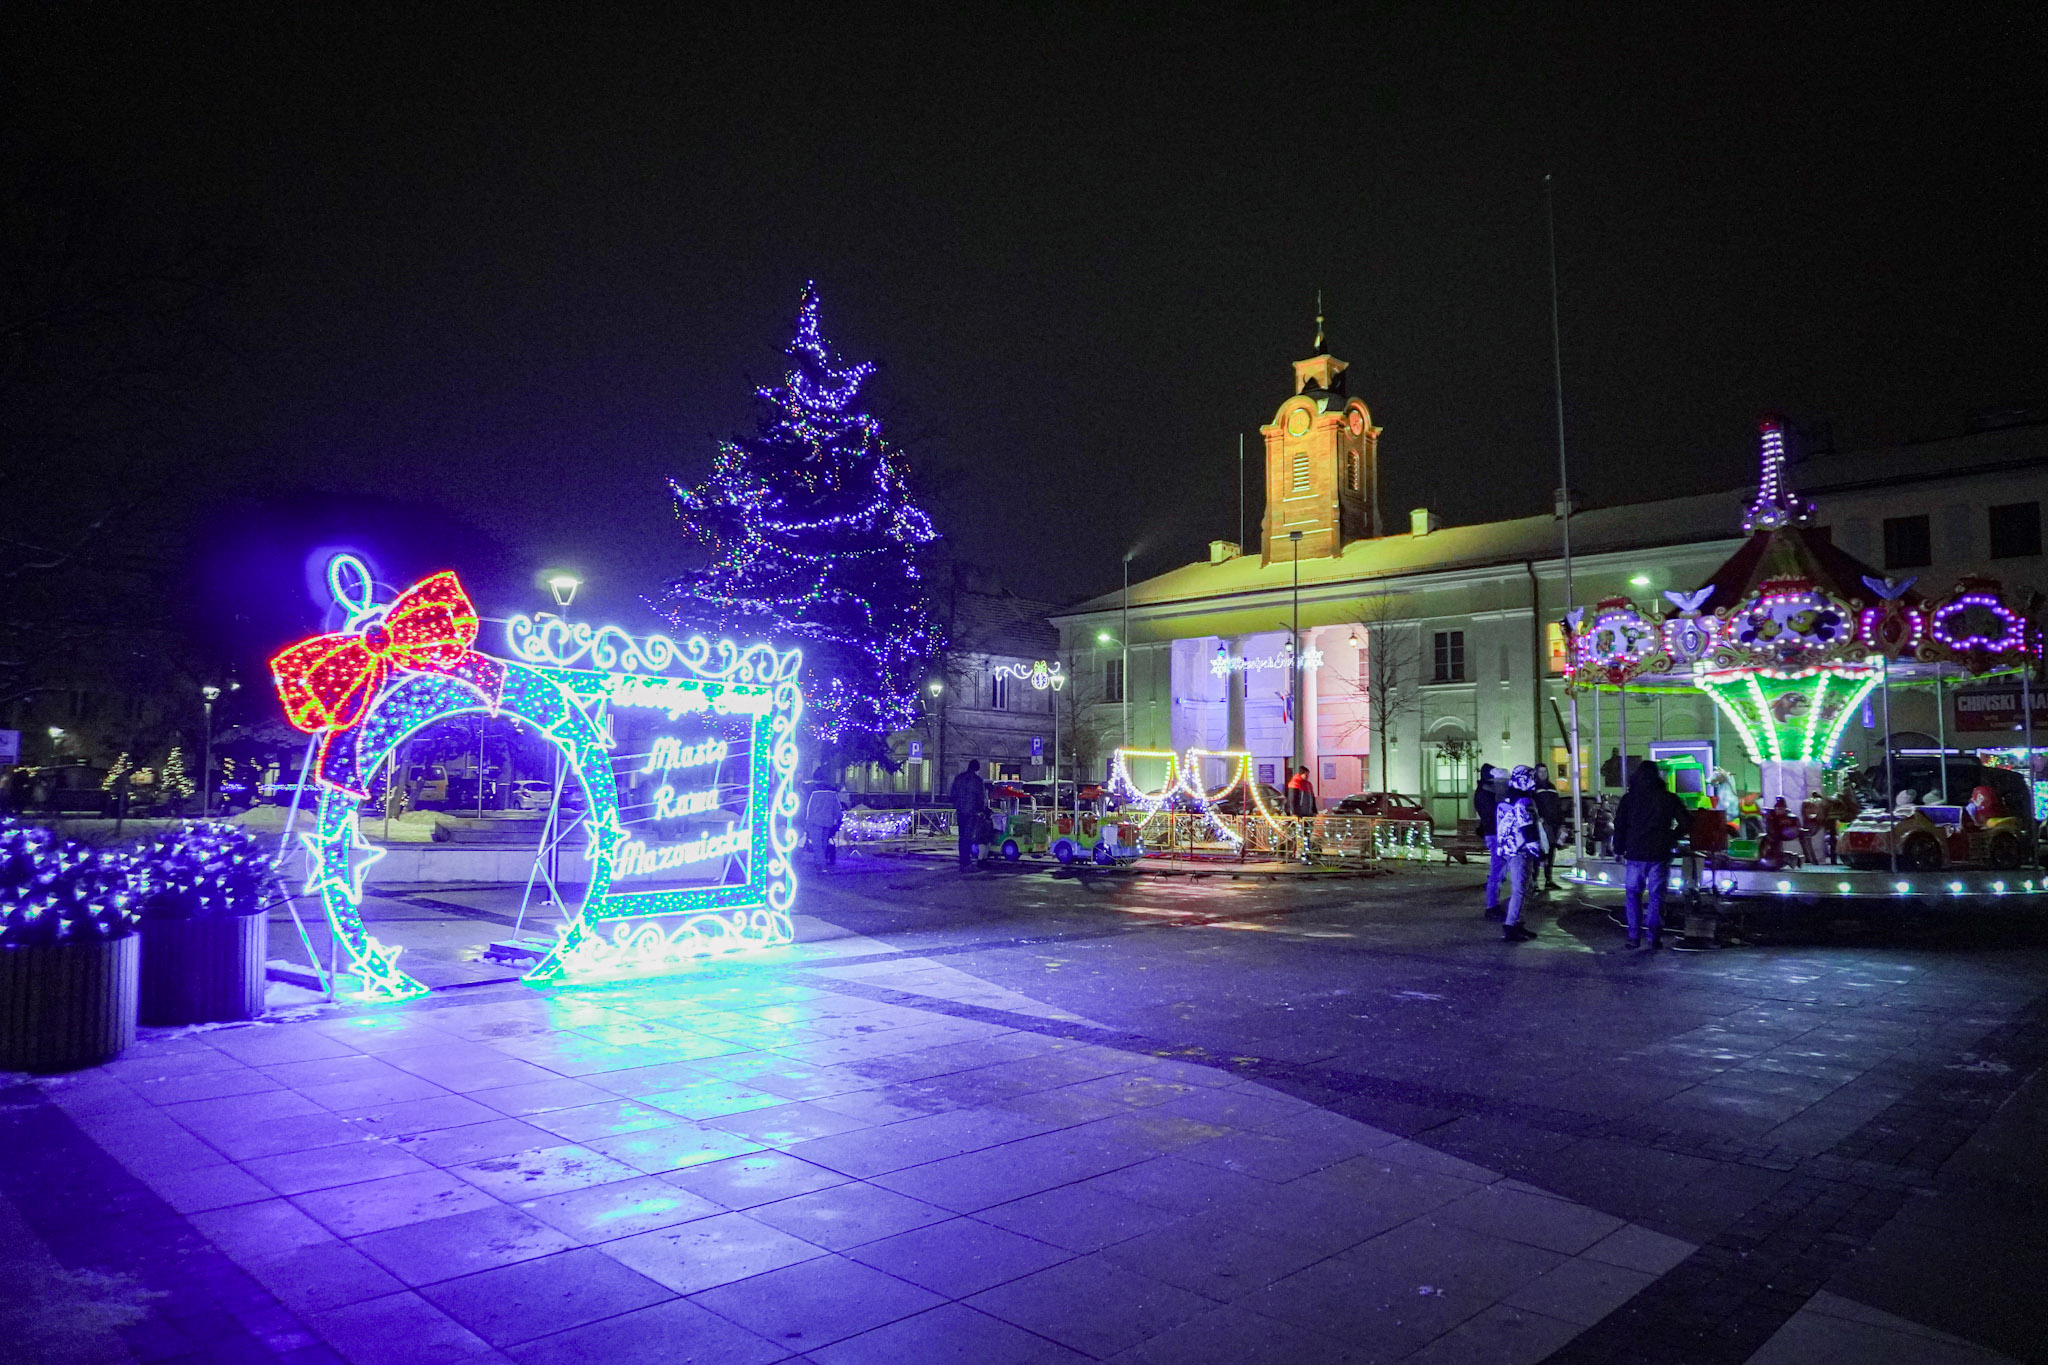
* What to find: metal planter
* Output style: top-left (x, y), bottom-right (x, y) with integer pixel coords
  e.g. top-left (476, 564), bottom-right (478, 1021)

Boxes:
top-left (0, 934), bottom-right (140, 1073)
top-left (139, 914), bottom-right (266, 1026)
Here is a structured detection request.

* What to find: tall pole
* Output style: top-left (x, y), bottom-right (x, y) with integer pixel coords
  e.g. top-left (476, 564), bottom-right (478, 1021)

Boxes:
top-left (1547, 173), bottom-right (1586, 857)
top-left (1290, 531), bottom-right (1304, 783)
top-left (1121, 553), bottom-right (1133, 749)
top-left (1882, 654), bottom-right (1896, 874)
top-left (1935, 672), bottom-right (1950, 803)
top-left (2023, 660), bottom-right (2037, 866)
top-left (1238, 433), bottom-right (1246, 552)
top-left (200, 689), bottom-right (217, 819)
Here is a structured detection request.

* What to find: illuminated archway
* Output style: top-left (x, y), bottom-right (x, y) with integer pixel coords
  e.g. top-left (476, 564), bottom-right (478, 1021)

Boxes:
top-left (276, 555), bottom-right (802, 1000)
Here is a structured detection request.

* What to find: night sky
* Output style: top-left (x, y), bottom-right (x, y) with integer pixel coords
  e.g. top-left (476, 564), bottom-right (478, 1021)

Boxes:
top-left (11, 7), bottom-right (2042, 627)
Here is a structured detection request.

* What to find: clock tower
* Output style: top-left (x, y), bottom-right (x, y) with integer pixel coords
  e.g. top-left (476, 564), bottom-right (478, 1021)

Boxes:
top-left (1259, 310), bottom-right (1380, 564)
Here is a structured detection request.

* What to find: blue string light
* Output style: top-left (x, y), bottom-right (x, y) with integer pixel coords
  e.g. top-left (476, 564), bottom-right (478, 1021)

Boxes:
top-left (660, 283), bottom-right (942, 751)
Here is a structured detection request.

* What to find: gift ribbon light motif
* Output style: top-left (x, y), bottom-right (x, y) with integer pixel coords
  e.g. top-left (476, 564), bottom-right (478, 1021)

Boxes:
top-left (271, 563), bottom-right (506, 797)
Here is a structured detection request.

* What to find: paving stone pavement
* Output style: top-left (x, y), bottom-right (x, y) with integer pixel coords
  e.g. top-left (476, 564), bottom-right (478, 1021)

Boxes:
top-left (3, 931), bottom-right (1696, 1362)
top-left (4, 862), bottom-right (2046, 1362)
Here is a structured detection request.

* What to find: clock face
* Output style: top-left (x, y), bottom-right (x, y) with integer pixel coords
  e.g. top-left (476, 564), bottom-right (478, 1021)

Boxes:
top-left (1348, 410), bottom-right (1364, 435)
top-left (1285, 407), bottom-right (1312, 437)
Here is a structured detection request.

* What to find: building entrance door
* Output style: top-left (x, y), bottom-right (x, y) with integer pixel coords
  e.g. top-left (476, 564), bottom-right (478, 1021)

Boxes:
top-left (1426, 741), bottom-right (1474, 831)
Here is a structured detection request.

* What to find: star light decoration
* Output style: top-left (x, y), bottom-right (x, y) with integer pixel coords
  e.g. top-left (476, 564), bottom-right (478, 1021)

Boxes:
top-left (275, 554), bottom-right (803, 999)
top-left (660, 284), bottom-right (942, 758)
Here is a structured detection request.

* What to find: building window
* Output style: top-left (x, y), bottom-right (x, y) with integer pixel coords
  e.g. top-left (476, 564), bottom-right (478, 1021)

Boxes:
top-left (990, 674), bottom-right (1011, 711)
top-left (1883, 514), bottom-right (1931, 569)
top-left (1990, 502), bottom-right (2042, 559)
top-left (1290, 454), bottom-right (1309, 495)
top-left (1432, 630), bottom-right (1465, 683)
top-left (1546, 621), bottom-right (1569, 674)
top-left (1346, 451), bottom-right (1359, 491)
top-left (1104, 656), bottom-right (1125, 703)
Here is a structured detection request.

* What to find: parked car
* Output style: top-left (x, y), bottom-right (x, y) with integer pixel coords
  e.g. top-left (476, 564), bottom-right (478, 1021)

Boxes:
top-left (1208, 784), bottom-right (1288, 817)
top-left (1328, 791), bottom-right (1432, 824)
top-left (512, 779), bottom-right (586, 813)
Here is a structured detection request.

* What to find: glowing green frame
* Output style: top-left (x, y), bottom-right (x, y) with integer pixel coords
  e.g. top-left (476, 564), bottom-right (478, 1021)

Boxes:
top-left (303, 626), bottom-right (802, 1001)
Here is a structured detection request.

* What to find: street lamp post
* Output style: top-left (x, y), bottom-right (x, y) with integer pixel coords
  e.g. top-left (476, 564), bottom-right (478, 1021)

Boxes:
top-left (1290, 531), bottom-right (1304, 788)
top-left (200, 685), bottom-right (221, 818)
top-left (927, 679), bottom-right (944, 805)
top-left (1121, 552), bottom-right (1134, 749)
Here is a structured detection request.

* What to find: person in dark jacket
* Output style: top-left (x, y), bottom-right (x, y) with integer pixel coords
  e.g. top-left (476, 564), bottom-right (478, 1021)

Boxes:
top-left (1476, 764), bottom-right (1505, 916)
top-left (1612, 761), bottom-right (1685, 948)
top-left (949, 760), bottom-right (988, 871)
top-left (1533, 766), bottom-right (1565, 891)
top-left (1495, 765), bottom-right (1547, 941)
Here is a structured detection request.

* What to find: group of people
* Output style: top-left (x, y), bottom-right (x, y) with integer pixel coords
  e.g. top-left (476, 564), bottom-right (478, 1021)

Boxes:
top-left (1476, 759), bottom-right (1685, 948)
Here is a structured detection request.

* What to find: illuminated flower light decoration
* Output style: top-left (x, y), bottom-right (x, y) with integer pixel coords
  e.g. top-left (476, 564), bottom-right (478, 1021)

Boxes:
top-left (1660, 586), bottom-right (1721, 668)
top-left (274, 554), bottom-right (803, 999)
top-left (1567, 598), bottom-right (1660, 688)
top-left (659, 283), bottom-right (942, 765)
top-left (1925, 578), bottom-right (2030, 671)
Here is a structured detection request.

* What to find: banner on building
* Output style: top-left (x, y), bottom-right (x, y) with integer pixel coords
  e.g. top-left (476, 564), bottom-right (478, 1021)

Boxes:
top-left (1953, 685), bottom-right (2048, 733)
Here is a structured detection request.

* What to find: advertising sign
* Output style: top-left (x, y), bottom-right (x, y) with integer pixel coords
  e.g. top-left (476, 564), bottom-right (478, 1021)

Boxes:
top-left (1954, 685), bottom-right (2048, 733)
top-left (0, 730), bottom-right (18, 766)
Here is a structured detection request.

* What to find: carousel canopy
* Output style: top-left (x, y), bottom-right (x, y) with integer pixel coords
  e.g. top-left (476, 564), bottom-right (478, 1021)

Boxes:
top-left (1564, 419), bottom-right (2039, 769)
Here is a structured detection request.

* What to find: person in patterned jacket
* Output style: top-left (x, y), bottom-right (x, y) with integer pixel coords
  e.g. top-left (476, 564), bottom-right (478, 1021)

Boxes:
top-left (1495, 764), bottom-right (1548, 942)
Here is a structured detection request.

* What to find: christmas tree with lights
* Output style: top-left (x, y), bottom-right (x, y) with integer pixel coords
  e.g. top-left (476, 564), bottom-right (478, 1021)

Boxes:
top-left (660, 285), bottom-right (942, 759)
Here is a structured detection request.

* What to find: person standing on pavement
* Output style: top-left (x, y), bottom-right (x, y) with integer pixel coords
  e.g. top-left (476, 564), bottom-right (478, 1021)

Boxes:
top-left (949, 759), bottom-right (988, 871)
top-left (1287, 766), bottom-right (1317, 817)
top-left (1533, 765), bottom-right (1565, 891)
top-left (804, 773), bottom-right (847, 869)
top-left (1612, 760), bottom-right (1685, 949)
top-left (1476, 763), bottom-right (1505, 918)
top-left (1495, 764), bottom-right (1546, 941)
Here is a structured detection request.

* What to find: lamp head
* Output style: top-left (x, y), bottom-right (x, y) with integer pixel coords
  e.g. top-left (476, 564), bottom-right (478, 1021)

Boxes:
top-left (546, 571), bottom-right (582, 609)
top-left (926, 679), bottom-right (943, 696)
top-left (47, 726), bottom-right (64, 741)
top-left (1097, 630), bottom-right (1114, 645)
top-left (201, 684), bottom-right (222, 703)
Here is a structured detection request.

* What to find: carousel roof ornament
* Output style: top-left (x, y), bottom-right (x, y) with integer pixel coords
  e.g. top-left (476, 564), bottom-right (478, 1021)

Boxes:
top-left (1741, 417), bottom-right (1815, 533)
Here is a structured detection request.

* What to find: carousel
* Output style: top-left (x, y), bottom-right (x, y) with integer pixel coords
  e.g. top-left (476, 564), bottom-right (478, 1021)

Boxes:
top-left (1562, 419), bottom-right (2045, 904)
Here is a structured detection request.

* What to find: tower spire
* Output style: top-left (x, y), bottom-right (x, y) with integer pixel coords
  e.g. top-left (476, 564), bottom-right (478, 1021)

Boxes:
top-left (1742, 415), bottom-right (1814, 532)
top-left (1313, 290), bottom-right (1325, 353)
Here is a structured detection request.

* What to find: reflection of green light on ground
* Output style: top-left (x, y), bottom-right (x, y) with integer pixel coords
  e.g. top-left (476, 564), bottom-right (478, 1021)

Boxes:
top-left (595, 1197), bottom-right (682, 1224)
top-left (640, 1083), bottom-right (783, 1119)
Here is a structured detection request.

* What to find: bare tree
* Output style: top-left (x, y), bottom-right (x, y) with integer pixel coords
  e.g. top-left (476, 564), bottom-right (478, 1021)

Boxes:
top-left (1054, 645), bottom-right (1119, 790)
top-left (1341, 591), bottom-right (1423, 791)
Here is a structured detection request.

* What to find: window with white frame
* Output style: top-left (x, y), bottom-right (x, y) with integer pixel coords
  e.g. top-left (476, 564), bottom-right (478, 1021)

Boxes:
top-left (1290, 454), bottom-right (1310, 495)
top-left (990, 674), bottom-right (1011, 711)
top-left (1431, 630), bottom-right (1466, 683)
top-left (1105, 656), bottom-right (1125, 703)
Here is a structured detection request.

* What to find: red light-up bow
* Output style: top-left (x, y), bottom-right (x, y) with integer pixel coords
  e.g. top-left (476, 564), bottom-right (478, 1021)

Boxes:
top-left (270, 571), bottom-right (506, 795)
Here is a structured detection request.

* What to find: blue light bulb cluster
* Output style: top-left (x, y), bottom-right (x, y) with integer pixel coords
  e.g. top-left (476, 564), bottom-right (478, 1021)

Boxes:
top-left (0, 818), bottom-right (141, 945)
